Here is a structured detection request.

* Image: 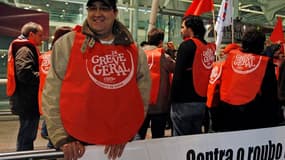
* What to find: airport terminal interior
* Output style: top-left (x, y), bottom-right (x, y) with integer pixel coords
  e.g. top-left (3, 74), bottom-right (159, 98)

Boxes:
top-left (0, 0), bottom-right (285, 158)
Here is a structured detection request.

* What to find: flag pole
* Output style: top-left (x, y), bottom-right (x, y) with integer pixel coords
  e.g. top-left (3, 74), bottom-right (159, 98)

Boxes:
top-left (231, 19), bottom-right (234, 43)
top-left (212, 10), bottom-right (217, 42)
top-left (212, 10), bottom-right (219, 61)
top-left (231, 0), bottom-right (234, 43)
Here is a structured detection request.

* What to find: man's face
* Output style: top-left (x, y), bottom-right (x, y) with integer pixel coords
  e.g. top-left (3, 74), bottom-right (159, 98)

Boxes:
top-left (29, 28), bottom-right (43, 46)
top-left (181, 20), bottom-right (193, 39)
top-left (86, 1), bottom-right (117, 39)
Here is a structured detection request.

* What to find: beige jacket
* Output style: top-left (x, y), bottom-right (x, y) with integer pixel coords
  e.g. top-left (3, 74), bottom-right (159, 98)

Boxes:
top-left (42, 20), bottom-right (151, 148)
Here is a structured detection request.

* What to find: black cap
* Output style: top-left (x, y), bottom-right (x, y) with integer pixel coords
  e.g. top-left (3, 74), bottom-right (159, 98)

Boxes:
top-left (87, 0), bottom-right (117, 9)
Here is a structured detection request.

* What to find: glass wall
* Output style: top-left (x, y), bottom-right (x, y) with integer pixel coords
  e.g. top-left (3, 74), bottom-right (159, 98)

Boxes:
top-left (0, 1), bottom-right (185, 110)
top-left (0, 50), bottom-right (8, 109)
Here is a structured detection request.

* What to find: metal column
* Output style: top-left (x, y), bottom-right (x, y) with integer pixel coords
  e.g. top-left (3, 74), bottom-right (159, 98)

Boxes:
top-left (148, 0), bottom-right (160, 32)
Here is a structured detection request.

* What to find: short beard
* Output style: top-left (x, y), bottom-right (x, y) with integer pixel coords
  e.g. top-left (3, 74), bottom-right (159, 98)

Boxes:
top-left (87, 21), bottom-right (114, 40)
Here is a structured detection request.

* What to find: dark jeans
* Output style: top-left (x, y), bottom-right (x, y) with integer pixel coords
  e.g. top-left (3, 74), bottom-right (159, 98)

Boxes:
top-left (136, 113), bottom-right (168, 140)
top-left (17, 115), bottom-right (40, 151)
top-left (41, 120), bottom-right (54, 148)
top-left (171, 102), bottom-right (206, 136)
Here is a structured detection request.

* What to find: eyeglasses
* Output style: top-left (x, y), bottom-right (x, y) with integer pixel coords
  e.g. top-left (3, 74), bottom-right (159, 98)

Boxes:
top-left (87, 5), bottom-right (113, 12)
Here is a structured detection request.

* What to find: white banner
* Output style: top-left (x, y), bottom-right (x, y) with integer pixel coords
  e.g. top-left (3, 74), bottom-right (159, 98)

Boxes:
top-left (80, 126), bottom-right (285, 160)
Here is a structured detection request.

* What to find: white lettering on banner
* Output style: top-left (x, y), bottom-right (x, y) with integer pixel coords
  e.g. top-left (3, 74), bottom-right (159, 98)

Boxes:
top-left (232, 54), bottom-right (262, 74)
top-left (86, 50), bottom-right (134, 89)
top-left (79, 126), bottom-right (285, 160)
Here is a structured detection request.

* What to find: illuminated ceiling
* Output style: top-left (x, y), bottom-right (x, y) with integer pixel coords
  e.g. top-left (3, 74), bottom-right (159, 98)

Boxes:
top-left (1, 0), bottom-right (285, 34)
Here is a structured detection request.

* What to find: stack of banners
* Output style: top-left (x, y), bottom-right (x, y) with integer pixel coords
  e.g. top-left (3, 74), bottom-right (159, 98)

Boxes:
top-left (80, 126), bottom-right (285, 160)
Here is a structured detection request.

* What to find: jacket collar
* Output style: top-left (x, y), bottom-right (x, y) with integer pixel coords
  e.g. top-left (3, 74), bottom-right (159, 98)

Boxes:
top-left (81, 19), bottom-right (134, 46)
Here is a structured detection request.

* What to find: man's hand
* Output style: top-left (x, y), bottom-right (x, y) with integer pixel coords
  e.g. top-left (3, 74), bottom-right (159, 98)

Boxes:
top-left (104, 143), bottom-right (127, 160)
top-left (60, 141), bottom-right (85, 160)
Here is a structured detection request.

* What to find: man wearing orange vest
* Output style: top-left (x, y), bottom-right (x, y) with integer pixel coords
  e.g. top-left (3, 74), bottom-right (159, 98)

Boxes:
top-left (170, 15), bottom-right (215, 136)
top-left (42, 0), bottom-right (151, 159)
top-left (208, 29), bottom-right (283, 132)
top-left (39, 26), bottom-right (72, 149)
top-left (6, 22), bottom-right (43, 151)
top-left (135, 28), bottom-right (175, 140)
top-left (206, 43), bottom-right (240, 131)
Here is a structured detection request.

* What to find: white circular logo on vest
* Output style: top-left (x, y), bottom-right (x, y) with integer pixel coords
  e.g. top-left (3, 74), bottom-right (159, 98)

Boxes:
top-left (232, 54), bottom-right (262, 74)
top-left (147, 52), bottom-right (155, 70)
top-left (209, 63), bottom-right (223, 84)
top-left (86, 49), bottom-right (135, 89)
top-left (40, 54), bottom-right (51, 74)
top-left (202, 48), bottom-right (215, 69)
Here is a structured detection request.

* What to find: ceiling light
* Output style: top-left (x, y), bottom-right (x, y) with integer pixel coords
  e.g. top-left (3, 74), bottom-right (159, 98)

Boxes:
top-left (24, 5), bottom-right (32, 10)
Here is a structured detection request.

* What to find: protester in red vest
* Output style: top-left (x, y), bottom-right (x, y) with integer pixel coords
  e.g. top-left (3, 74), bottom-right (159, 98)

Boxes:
top-left (170, 15), bottom-right (215, 136)
top-left (39, 26), bottom-right (72, 149)
top-left (206, 43), bottom-right (240, 131)
top-left (42, 0), bottom-right (151, 159)
top-left (135, 28), bottom-right (175, 140)
top-left (210, 28), bottom-right (283, 131)
top-left (39, 26), bottom-right (72, 116)
top-left (6, 22), bottom-right (43, 151)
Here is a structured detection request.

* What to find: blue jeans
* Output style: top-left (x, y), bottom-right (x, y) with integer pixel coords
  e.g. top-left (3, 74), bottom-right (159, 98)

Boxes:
top-left (171, 102), bottom-right (206, 136)
top-left (41, 120), bottom-right (54, 148)
top-left (135, 113), bottom-right (168, 140)
top-left (17, 115), bottom-right (40, 151)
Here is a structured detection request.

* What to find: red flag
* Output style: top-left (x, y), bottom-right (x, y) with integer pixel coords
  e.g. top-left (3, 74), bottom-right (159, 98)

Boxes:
top-left (270, 17), bottom-right (285, 43)
top-left (184, 0), bottom-right (214, 16)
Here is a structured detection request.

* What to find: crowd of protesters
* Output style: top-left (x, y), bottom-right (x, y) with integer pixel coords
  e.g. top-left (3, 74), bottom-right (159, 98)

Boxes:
top-left (5, 0), bottom-right (285, 159)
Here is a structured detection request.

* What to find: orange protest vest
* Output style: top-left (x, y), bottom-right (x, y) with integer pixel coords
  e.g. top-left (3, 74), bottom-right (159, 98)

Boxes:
top-left (6, 39), bottom-right (39, 96)
top-left (38, 50), bottom-right (52, 115)
top-left (206, 61), bottom-right (224, 108)
top-left (223, 43), bottom-right (240, 55)
top-left (191, 38), bottom-right (216, 97)
top-left (144, 47), bottom-right (163, 104)
top-left (220, 49), bottom-right (269, 105)
top-left (60, 30), bottom-right (144, 144)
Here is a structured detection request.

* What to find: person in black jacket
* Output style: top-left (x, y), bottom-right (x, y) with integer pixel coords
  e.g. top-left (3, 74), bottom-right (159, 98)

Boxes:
top-left (216, 29), bottom-right (284, 131)
top-left (170, 15), bottom-right (215, 136)
top-left (8, 22), bottom-right (44, 151)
